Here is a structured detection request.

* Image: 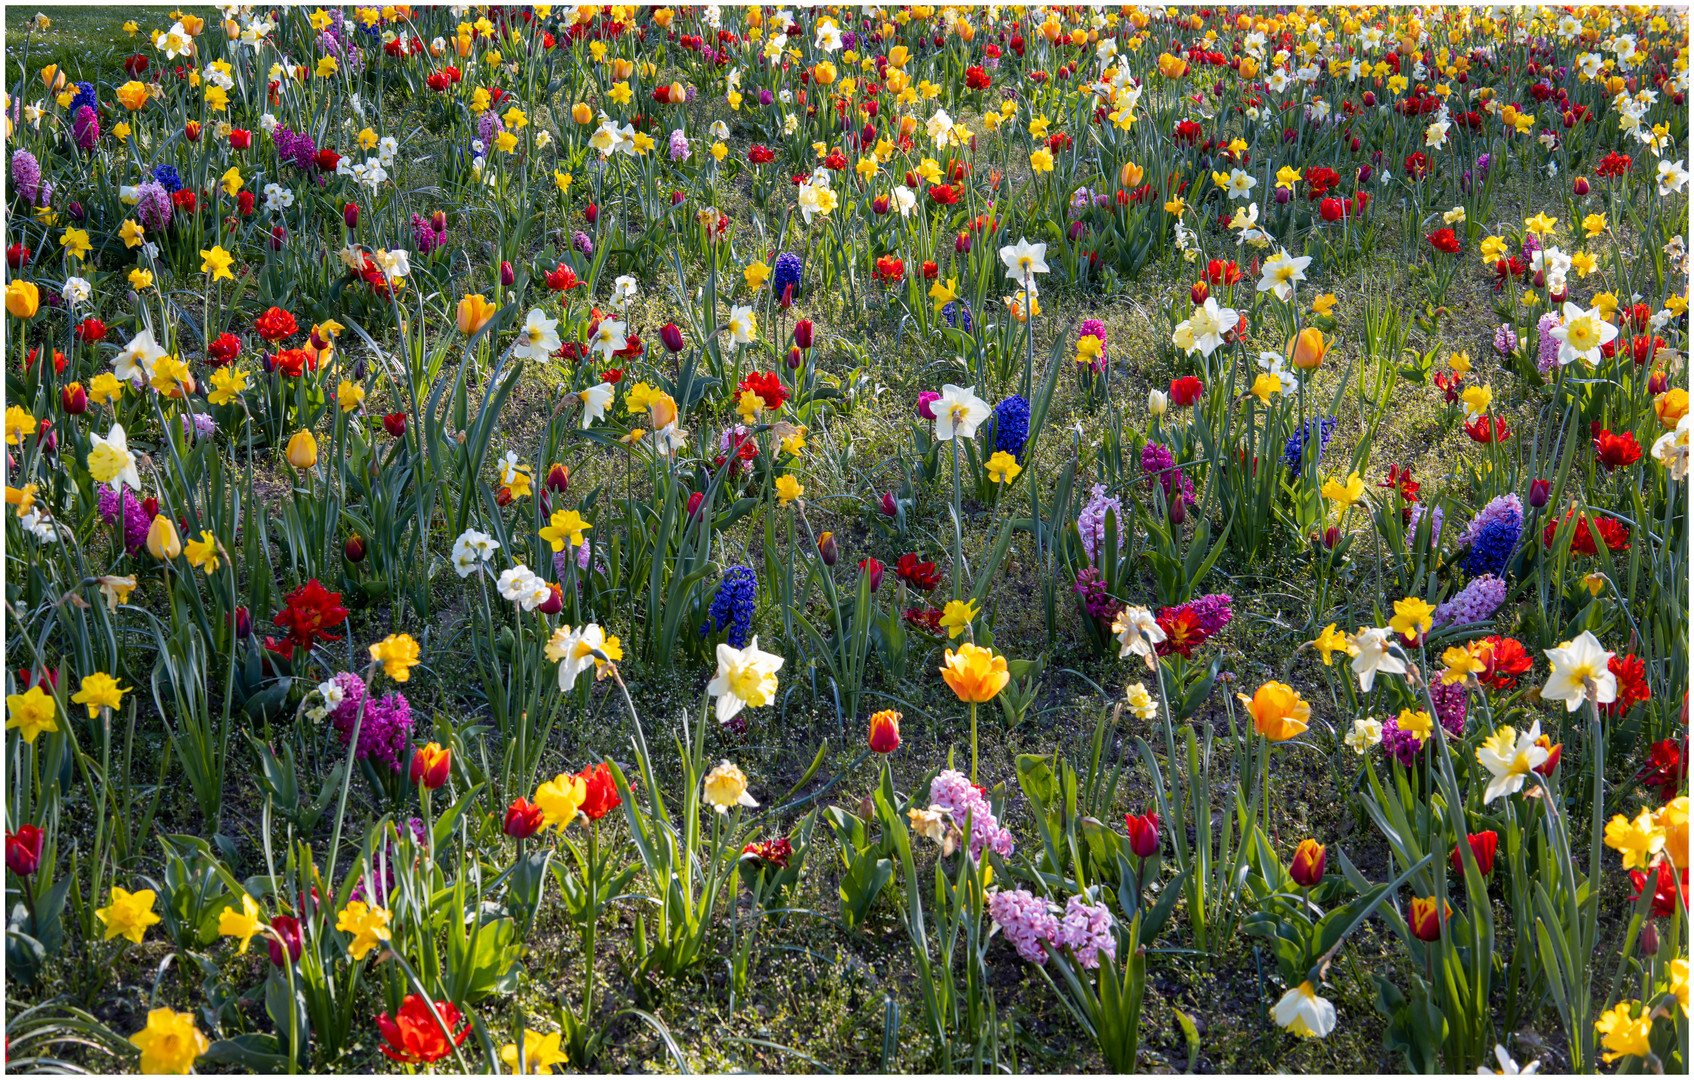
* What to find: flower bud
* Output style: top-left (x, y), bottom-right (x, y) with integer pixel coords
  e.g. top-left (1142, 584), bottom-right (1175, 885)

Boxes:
top-left (4, 825), bottom-right (44, 877)
top-left (1148, 389), bottom-right (1168, 416)
top-left (793, 318), bottom-right (814, 349)
top-left (1648, 370), bottom-right (1670, 396)
top-left (917, 391), bottom-right (940, 421)
top-left (1362, 90), bottom-right (1376, 107)
top-left (817, 531), bottom-right (838, 566)
top-left (233, 606), bottom-right (252, 639)
top-left (269, 225), bottom-right (287, 251)
top-left (1191, 280), bottom-right (1209, 305)
top-left (503, 796), bottom-right (545, 838)
top-left (409, 742), bottom-right (451, 790)
top-left (881, 492), bottom-right (898, 517)
top-left (860, 557), bottom-right (884, 591)
top-left (868, 709), bottom-right (902, 754)
top-left (1640, 920), bottom-right (1661, 957)
top-left (1274, 185), bottom-right (1291, 204)
top-left (542, 463), bottom-right (569, 494)
top-left (344, 534), bottom-right (366, 563)
top-left (872, 194), bottom-right (890, 215)
top-left (1168, 498), bottom-right (1185, 525)
top-left (61, 382), bottom-right (87, 414)
top-left (344, 202), bottom-right (360, 228)
top-left (500, 260), bottom-right (515, 286)
top-left (1322, 525), bottom-right (1342, 549)
top-left (146, 514), bottom-right (182, 559)
top-left (660, 323), bottom-right (685, 353)
top-left (1289, 838), bottom-right (1326, 887)
top-left (266, 915), bottom-right (303, 967)
top-left (1527, 479), bottom-right (1551, 507)
top-left (787, 346), bottom-right (803, 369)
top-left (383, 411), bottom-right (407, 437)
top-left (1572, 176), bottom-right (1590, 196)
top-left (685, 491), bottom-right (705, 520)
top-left (1124, 811), bottom-right (1160, 858)
top-left (286, 429), bottom-right (318, 468)
top-left (584, 202), bottom-right (599, 225)
top-left (538, 582), bottom-right (563, 616)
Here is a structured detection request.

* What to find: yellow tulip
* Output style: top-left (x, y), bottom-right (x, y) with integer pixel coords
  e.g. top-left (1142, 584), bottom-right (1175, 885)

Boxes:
top-left (939, 643), bottom-right (1009, 703)
top-left (286, 430), bottom-right (318, 468)
top-left (146, 515), bottom-right (182, 560)
top-left (1287, 327), bottom-right (1329, 370)
top-left (5, 280), bottom-right (39, 319)
top-left (456, 293), bottom-right (496, 335)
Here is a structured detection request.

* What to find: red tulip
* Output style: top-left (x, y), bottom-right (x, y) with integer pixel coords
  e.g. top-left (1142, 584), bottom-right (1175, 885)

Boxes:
top-left (1123, 811), bottom-right (1160, 858)
top-left (1170, 376), bottom-right (1204, 408)
top-left (1451, 830), bottom-right (1498, 877)
top-left (576, 763), bottom-right (622, 820)
top-left (868, 710), bottom-right (902, 754)
top-left (409, 743), bottom-right (451, 790)
top-left (660, 323), bottom-right (685, 353)
top-left (374, 995), bottom-right (469, 1064)
top-left (502, 797), bottom-right (545, 838)
top-left (267, 915), bottom-right (303, 966)
top-left (793, 318), bottom-right (814, 349)
top-left (5, 825), bottom-right (44, 876)
top-left (1408, 896), bottom-right (1449, 942)
top-left (1289, 838), bottom-right (1326, 887)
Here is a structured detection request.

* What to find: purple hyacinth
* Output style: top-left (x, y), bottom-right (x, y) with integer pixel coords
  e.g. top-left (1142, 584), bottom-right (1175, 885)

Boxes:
top-left (1407, 502), bottom-right (1444, 546)
top-left (328, 673), bottom-right (413, 773)
top-left (272, 126), bottom-right (319, 171)
top-left (1430, 681), bottom-right (1468, 738)
top-left (10, 150), bottom-right (42, 205)
top-left (572, 230), bottom-right (593, 256)
top-left (73, 106), bottom-right (99, 151)
top-left (1519, 231), bottom-right (1541, 264)
top-left (410, 213), bottom-right (447, 254)
top-left (1434, 573), bottom-right (1507, 627)
top-left (98, 486), bottom-right (151, 555)
top-left (1056, 894), bottom-right (1117, 969)
top-left (1494, 324), bottom-right (1518, 356)
top-left (1140, 441), bottom-right (1195, 506)
top-left (136, 181), bottom-right (173, 231)
top-left (1379, 713), bottom-right (1423, 768)
top-left (987, 888), bottom-right (1058, 963)
top-left (930, 769), bottom-right (1013, 860)
top-left (1536, 311), bottom-right (1563, 374)
top-left (1077, 484), bottom-right (1125, 566)
top-left (476, 109), bottom-right (504, 149)
top-left (1073, 567), bottom-right (1123, 622)
top-left (1189, 593), bottom-right (1233, 637)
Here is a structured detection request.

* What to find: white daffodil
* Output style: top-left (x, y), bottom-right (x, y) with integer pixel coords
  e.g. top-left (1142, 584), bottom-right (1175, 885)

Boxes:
top-left (707, 637), bottom-right (784, 723)
top-left (1112, 605), bottom-right (1167, 664)
top-left (578, 383), bottom-right (614, 428)
top-left (1257, 247), bottom-right (1313, 301)
top-left (1549, 301), bottom-right (1619, 366)
top-left (932, 384), bottom-right (990, 441)
top-left (556, 623), bottom-right (618, 691)
top-left (1476, 721), bottom-right (1551, 803)
top-left (513, 309), bottom-right (562, 360)
top-left (588, 319), bottom-right (627, 362)
top-left (1540, 630), bottom-right (1619, 710)
top-left (1271, 981), bottom-right (1337, 1038)
top-left (998, 238), bottom-right (1049, 288)
top-left (113, 328), bottom-right (166, 383)
top-left (1347, 627), bottom-right (1407, 692)
top-left (1171, 297), bottom-right (1240, 358)
top-left (724, 305), bottom-right (757, 348)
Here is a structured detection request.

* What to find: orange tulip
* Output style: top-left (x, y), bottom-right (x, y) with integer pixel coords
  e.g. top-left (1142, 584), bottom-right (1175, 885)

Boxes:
top-left (940, 644), bottom-right (1008, 703)
top-left (456, 294), bottom-right (496, 335)
top-left (1290, 838), bottom-right (1326, 887)
top-left (1408, 895), bottom-right (1450, 942)
top-left (1287, 328), bottom-right (1329, 370)
top-left (1237, 681), bottom-right (1310, 741)
top-left (409, 742), bottom-right (451, 790)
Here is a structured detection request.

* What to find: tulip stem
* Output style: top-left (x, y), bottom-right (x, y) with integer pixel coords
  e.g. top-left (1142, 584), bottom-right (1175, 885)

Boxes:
top-left (969, 701), bottom-right (978, 785)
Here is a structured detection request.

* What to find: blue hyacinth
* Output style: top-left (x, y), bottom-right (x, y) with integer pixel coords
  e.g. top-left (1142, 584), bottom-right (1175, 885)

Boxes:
top-left (771, 252), bottom-right (803, 297)
top-left (701, 565), bottom-right (758, 648)
top-left (152, 164), bottom-right (183, 193)
top-left (1461, 513), bottom-right (1521, 578)
top-left (994, 395), bottom-right (1031, 461)
top-left (69, 82), bottom-right (98, 115)
top-left (1281, 416), bottom-right (1337, 476)
top-left (943, 300), bottom-right (974, 333)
